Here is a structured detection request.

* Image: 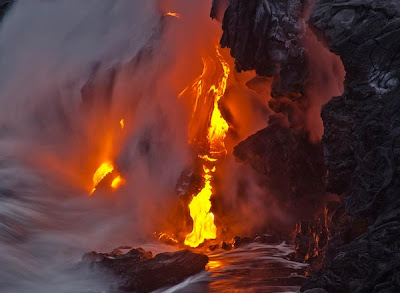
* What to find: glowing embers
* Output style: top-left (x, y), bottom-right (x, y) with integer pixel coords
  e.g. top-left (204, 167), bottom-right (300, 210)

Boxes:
top-left (181, 47), bottom-right (231, 247)
top-left (164, 12), bottom-right (182, 19)
top-left (91, 161), bottom-right (123, 194)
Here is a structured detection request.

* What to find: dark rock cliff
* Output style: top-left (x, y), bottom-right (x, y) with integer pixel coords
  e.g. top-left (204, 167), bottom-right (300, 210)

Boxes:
top-left (301, 1), bottom-right (400, 292)
top-left (220, 0), bottom-right (308, 97)
top-left (221, 0), bottom-right (329, 230)
top-left (218, 0), bottom-right (400, 292)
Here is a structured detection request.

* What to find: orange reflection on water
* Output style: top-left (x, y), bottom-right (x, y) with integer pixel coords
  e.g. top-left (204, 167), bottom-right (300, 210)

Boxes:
top-left (206, 259), bottom-right (223, 270)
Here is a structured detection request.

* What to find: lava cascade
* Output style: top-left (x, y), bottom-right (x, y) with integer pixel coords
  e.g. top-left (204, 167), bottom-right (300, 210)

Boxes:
top-left (180, 46), bottom-right (230, 247)
top-left (90, 118), bottom-right (126, 195)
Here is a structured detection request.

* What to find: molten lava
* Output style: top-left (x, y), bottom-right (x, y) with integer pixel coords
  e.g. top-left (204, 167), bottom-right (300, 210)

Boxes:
top-left (185, 165), bottom-right (217, 247)
top-left (89, 118), bottom-right (127, 195)
top-left (111, 175), bottom-right (123, 189)
top-left (164, 12), bottom-right (182, 19)
top-left (90, 161), bottom-right (124, 194)
top-left (207, 48), bottom-right (230, 155)
top-left (182, 46), bottom-right (231, 247)
top-left (91, 161), bottom-right (114, 194)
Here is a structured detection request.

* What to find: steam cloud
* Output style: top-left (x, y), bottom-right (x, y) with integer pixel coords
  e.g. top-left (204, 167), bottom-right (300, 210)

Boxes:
top-left (0, 0), bottom-right (187, 292)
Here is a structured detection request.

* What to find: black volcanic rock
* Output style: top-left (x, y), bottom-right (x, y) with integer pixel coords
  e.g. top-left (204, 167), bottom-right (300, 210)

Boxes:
top-left (310, 0), bottom-right (400, 222)
top-left (220, 0), bottom-right (400, 290)
top-left (234, 116), bottom-right (325, 205)
top-left (81, 247), bottom-right (208, 293)
top-left (220, 0), bottom-right (308, 96)
top-left (210, 0), bottom-right (230, 21)
top-left (302, 222), bottom-right (400, 292)
top-left (299, 0), bottom-right (400, 292)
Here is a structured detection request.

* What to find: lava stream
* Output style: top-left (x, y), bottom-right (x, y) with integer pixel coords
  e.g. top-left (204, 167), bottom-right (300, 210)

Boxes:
top-left (183, 46), bottom-right (230, 248)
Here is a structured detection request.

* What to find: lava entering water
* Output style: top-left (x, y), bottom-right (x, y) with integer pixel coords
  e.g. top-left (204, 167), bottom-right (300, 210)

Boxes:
top-left (181, 46), bottom-right (230, 247)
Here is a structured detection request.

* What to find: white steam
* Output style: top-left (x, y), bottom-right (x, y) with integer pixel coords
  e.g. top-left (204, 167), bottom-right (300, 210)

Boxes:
top-left (0, 0), bottom-right (192, 292)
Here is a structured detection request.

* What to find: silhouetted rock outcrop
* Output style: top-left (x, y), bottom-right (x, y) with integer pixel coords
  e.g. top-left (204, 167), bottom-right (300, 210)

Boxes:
top-left (81, 247), bottom-right (208, 293)
top-left (218, 0), bottom-right (400, 291)
top-left (221, 0), bottom-right (308, 96)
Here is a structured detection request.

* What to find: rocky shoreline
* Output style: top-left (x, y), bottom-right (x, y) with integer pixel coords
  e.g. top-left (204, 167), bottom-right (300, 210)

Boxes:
top-left (80, 247), bottom-right (208, 293)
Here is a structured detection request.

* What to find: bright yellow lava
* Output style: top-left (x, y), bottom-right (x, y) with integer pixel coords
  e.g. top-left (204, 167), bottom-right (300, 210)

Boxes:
top-left (120, 119), bottom-right (125, 129)
top-left (184, 169), bottom-right (217, 247)
top-left (90, 161), bottom-right (124, 194)
top-left (183, 46), bottom-right (230, 248)
top-left (111, 175), bottom-right (123, 189)
top-left (91, 161), bottom-right (114, 194)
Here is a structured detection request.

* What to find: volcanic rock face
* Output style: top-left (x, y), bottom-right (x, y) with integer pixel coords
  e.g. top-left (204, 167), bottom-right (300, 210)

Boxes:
top-left (311, 0), bottom-right (400, 221)
top-left (81, 247), bottom-right (208, 293)
top-left (220, 0), bottom-right (400, 291)
top-left (221, 0), bottom-right (307, 96)
top-left (210, 0), bottom-right (230, 21)
top-left (234, 116), bottom-right (325, 207)
top-left (300, 0), bottom-right (400, 292)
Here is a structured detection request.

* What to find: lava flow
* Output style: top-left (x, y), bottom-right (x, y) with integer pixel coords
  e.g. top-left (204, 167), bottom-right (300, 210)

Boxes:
top-left (181, 46), bottom-right (230, 248)
top-left (90, 161), bottom-right (123, 194)
top-left (90, 118), bottom-right (126, 195)
top-left (164, 12), bottom-right (182, 19)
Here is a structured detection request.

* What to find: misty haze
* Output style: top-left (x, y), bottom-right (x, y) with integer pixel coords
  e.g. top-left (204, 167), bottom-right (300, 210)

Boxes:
top-left (0, 1), bottom-right (398, 293)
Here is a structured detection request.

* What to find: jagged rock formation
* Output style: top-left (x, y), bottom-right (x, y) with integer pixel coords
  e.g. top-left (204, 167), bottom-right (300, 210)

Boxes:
top-left (292, 201), bottom-right (367, 275)
top-left (220, 1), bottom-right (330, 230)
top-left (81, 247), bottom-right (208, 293)
top-left (300, 0), bottom-right (400, 292)
top-left (234, 116), bottom-right (325, 207)
top-left (220, 0), bottom-right (308, 96)
top-left (219, 0), bottom-right (400, 291)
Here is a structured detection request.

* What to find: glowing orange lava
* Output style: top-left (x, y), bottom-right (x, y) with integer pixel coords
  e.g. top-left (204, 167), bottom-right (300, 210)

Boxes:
top-left (89, 118), bottom-right (126, 195)
top-left (91, 161), bottom-right (114, 194)
top-left (182, 46), bottom-right (230, 247)
top-left (164, 12), bottom-right (182, 18)
top-left (207, 47), bottom-right (230, 155)
top-left (111, 175), bottom-right (123, 189)
top-left (90, 161), bottom-right (124, 194)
